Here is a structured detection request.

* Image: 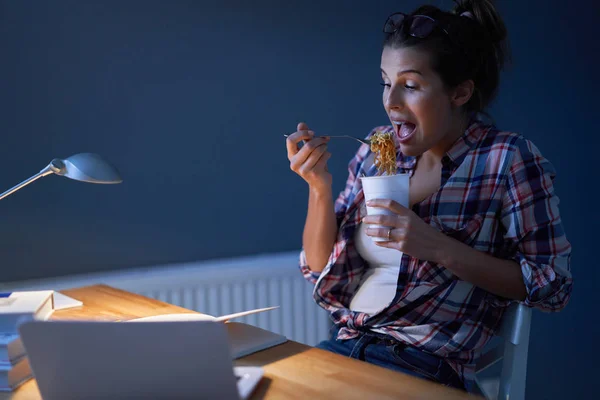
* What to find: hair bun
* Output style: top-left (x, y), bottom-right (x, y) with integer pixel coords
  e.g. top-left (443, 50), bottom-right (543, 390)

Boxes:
top-left (452, 0), bottom-right (507, 44)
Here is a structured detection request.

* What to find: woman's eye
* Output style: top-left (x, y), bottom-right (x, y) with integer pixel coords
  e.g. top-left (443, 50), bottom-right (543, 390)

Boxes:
top-left (380, 82), bottom-right (417, 90)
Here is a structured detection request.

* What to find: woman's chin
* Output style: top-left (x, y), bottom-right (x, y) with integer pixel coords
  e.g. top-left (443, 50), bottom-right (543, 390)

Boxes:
top-left (399, 144), bottom-right (423, 157)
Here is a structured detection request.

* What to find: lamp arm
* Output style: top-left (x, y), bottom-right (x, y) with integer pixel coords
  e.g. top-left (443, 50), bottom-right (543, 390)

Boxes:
top-left (0, 163), bottom-right (60, 201)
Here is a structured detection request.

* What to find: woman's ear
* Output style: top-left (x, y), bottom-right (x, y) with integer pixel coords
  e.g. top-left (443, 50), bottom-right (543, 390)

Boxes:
top-left (451, 79), bottom-right (475, 108)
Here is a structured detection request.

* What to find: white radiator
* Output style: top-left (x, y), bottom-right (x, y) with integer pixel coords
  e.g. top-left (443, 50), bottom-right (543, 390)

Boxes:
top-left (0, 251), bottom-right (332, 347)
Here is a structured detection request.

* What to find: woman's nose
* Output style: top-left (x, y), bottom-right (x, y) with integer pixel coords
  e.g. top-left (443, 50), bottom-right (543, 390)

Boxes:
top-left (385, 85), bottom-right (404, 110)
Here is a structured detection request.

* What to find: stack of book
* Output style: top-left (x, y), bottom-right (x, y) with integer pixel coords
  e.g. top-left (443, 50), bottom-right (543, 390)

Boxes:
top-left (0, 290), bottom-right (54, 392)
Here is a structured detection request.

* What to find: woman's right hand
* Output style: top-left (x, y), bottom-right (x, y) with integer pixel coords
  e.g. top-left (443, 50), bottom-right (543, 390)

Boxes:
top-left (286, 122), bottom-right (332, 194)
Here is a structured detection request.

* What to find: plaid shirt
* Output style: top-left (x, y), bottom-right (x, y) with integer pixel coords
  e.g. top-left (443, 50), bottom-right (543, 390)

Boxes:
top-left (299, 119), bottom-right (573, 388)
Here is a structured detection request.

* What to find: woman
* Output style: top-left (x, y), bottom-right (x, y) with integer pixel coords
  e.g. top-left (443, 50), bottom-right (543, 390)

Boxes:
top-left (284, 0), bottom-right (572, 393)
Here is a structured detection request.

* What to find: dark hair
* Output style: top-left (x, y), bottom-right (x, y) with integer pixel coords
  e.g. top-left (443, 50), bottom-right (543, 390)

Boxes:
top-left (383, 0), bottom-right (510, 116)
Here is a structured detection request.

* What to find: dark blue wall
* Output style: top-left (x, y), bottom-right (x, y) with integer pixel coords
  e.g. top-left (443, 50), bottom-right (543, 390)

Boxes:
top-left (0, 1), bottom-right (596, 398)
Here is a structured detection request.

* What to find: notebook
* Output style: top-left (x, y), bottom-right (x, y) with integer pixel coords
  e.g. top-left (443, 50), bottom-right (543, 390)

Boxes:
top-left (0, 355), bottom-right (32, 392)
top-left (19, 320), bottom-right (265, 400)
top-left (0, 291), bottom-right (54, 334)
top-left (0, 333), bottom-right (25, 365)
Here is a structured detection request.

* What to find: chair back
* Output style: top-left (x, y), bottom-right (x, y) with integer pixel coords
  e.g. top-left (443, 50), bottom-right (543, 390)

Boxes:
top-left (474, 303), bottom-right (532, 400)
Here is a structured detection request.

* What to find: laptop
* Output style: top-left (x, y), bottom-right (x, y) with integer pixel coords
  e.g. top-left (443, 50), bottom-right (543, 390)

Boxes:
top-left (18, 320), bottom-right (264, 400)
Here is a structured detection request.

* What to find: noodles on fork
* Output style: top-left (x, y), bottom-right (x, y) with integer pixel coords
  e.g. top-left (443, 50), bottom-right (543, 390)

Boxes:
top-left (370, 131), bottom-right (397, 175)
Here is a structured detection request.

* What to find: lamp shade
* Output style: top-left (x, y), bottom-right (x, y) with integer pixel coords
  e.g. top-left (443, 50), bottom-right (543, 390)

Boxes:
top-left (0, 152), bottom-right (122, 201)
top-left (51, 153), bottom-right (122, 184)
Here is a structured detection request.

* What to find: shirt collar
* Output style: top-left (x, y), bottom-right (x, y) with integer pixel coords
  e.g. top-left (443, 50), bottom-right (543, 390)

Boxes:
top-left (395, 117), bottom-right (490, 171)
top-left (444, 117), bottom-right (489, 167)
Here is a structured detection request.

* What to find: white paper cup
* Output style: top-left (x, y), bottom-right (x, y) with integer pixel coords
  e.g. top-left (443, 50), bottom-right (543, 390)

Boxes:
top-left (360, 173), bottom-right (410, 242)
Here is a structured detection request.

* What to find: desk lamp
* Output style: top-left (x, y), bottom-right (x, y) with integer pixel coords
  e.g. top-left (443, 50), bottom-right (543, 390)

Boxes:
top-left (0, 153), bottom-right (122, 200)
top-left (0, 153), bottom-right (122, 308)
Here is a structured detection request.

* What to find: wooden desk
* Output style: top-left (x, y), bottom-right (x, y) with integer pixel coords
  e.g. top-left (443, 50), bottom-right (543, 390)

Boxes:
top-left (7, 285), bottom-right (477, 400)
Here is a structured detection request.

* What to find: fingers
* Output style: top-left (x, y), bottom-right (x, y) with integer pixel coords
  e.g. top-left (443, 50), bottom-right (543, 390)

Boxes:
top-left (297, 122), bottom-right (309, 131)
top-left (314, 150), bottom-right (332, 170)
top-left (362, 214), bottom-right (406, 227)
top-left (362, 214), bottom-right (409, 242)
top-left (298, 147), bottom-right (331, 175)
top-left (286, 129), bottom-right (315, 159)
top-left (374, 240), bottom-right (397, 249)
top-left (365, 199), bottom-right (409, 215)
top-left (364, 226), bottom-right (398, 242)
top-left (289, 135), bottom-right (329, 166)
top-left (290, 138), bottom-right (329, 173)
top-left (287, 122), bottom-right (332, 184)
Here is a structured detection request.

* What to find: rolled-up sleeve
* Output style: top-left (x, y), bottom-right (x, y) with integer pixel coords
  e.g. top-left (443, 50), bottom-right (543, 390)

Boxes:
top-left (500, 138), bottom-right (573, 311)
top-left (299, 249), bottom-right (326, 284)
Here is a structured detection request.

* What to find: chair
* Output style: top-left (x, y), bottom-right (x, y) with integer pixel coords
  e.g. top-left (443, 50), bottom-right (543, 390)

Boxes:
top-left (474, 303), bottom-right (532, 400)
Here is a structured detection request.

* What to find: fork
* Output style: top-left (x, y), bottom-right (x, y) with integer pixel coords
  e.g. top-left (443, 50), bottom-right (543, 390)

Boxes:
top-left (283, 134), bottom-right (370, 145)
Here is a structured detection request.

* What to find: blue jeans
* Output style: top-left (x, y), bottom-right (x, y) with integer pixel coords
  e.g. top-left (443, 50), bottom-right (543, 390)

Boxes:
top-left (316, 327), bottom-right (466, 391)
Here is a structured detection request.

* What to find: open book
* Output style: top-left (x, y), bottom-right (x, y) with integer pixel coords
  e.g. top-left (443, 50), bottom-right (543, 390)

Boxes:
top-left (129, 306), bottom-right (279, 323)
top-left (128, 306), bottom-right (287, 359)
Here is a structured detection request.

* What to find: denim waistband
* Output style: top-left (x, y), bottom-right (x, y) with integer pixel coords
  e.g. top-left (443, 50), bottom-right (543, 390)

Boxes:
top-left (338, 326), bottom-right (442, 363)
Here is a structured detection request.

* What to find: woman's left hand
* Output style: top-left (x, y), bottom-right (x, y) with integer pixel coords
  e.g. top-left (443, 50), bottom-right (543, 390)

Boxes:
top-left (363, 199), bottom-right (449, 263)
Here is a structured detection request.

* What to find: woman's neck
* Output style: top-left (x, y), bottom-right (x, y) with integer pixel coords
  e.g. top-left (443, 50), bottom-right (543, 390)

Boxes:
top-left (421, 113), bottom-right (470, 166)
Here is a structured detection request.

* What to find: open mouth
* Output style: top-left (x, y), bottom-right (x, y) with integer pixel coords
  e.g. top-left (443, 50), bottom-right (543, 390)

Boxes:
top-left (392, 121), bottom-right (417, 143)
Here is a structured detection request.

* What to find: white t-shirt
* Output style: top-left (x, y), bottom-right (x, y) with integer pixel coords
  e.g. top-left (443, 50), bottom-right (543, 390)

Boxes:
top-left (349, 222), bottom-right (403, 315)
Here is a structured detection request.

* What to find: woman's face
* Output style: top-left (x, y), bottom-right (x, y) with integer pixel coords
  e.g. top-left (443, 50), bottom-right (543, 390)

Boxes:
top-left (380, 46), bottom-right (463, 157)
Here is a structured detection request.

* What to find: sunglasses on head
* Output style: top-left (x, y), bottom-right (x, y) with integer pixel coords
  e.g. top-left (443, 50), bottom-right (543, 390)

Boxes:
top-left (383, 12), bottom-right (450, 38)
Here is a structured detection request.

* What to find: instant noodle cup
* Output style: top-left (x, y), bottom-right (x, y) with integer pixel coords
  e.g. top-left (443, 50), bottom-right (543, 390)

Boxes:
top-left (360, 173), bottom-right (409, 242)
